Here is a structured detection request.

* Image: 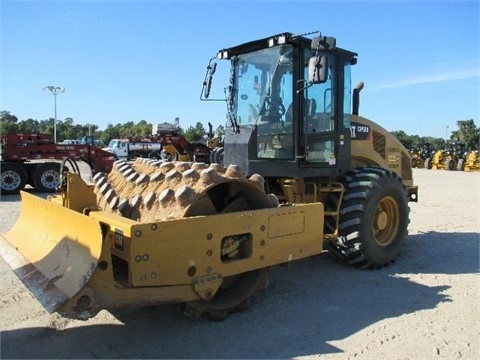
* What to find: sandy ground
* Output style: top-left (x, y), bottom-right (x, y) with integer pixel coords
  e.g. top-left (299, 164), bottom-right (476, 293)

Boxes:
top-left (0, 167), bottom-right (479, 359)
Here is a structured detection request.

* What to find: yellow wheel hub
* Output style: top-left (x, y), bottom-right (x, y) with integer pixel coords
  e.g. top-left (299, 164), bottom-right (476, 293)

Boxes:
top-left (373, 196), bottom-right (399, 247)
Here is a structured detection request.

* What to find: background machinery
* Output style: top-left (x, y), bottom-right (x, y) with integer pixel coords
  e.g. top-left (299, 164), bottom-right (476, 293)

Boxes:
top-left (410, 142), bottom-right (432, 168)
top-left (158, 132), bottom-right (212, 163)
top-left (429, 149), bottom-right (448, 170)
top-left (429, 142), bottom-right (466, 171)
top-left (448, 142), bottom-right (466, 171)
top-left (461, 135), bottom-right (480, 171)
top-left (206, 122), bottom-right (225, 165)
top-left (102, 132), bottom-right (214, 163)
top-left (0, 32), bottom-right (417, 321)
top-left (409, 148), bottom-right (421, 168)
top-left (463, 149), bottom-right (480, 171)
top-left (1, 132), bottom-right (115, 194)
top-left (103, 137), bottom-right (163, 161)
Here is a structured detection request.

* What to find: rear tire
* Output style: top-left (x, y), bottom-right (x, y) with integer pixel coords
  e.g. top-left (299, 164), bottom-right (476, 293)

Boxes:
top-left (33, 162), bottom-right (62, 192)
top-left (328, 167), bottom-right (409, 269)
top-left (212, 147), bottom-right (224, 166)
top-left (411, 157), bottom-right (417, 168)
top-left (417, 158), bottom-right (425, 169)
top-left (456, 159), bottom-right (464, 171)
top-left (424, 158), bottom-right (432, 169)
top-left (445, 159), bottom-right (455, 171)
top-left (0, 163), bottom-right (28, 195)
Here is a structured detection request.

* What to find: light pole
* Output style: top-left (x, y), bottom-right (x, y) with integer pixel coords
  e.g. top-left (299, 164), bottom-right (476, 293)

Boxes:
top-left (42, 86), bottom-right (65, 143)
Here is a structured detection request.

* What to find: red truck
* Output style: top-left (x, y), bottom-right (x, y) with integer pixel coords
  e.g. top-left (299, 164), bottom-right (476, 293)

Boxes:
top-left (0, 133), bottom-right (115, 194)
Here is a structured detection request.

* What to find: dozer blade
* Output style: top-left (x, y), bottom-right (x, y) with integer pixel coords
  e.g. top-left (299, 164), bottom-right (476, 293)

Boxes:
top-left (0, 191), bottom-right (103, 313)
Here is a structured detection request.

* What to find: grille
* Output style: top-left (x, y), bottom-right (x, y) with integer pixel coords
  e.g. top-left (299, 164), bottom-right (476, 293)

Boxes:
top-left (401, 151), bottom-right (412, 180)
top-left (372, 130), bottom-right (386, 159)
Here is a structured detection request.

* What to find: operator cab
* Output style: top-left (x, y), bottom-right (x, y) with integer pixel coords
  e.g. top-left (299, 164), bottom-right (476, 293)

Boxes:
top-left (201, 32), bottom-right (358, 178)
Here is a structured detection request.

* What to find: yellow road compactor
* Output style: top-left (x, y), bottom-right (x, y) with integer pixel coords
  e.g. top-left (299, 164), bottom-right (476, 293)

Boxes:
top-left (0, 32), bottom-right (418, 321)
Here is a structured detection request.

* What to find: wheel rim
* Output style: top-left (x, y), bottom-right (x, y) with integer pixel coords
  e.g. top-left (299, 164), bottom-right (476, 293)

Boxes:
top-left (41, 170), bottom-right (60, 189)
top-left (1, 171), bottom-right (21, 191)
top-left (373, 196), bottom-right (400, 246)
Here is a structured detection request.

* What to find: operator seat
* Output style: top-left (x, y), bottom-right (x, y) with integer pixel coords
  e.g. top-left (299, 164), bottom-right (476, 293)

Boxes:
top-left (285, 98), bottom-right (317, 127)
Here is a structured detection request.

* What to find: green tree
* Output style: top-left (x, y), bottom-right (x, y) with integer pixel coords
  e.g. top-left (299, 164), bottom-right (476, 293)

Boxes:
top-left (390, 130), bottom-right (413, 150)
top-left (100, 123), bottom-right (122, 145)
top-left (119, 121), bottom-right (136, 138)
top-left (55, 117), bottom-right (75, 141)
top-left (17, 118), bottom-right (40, 133)
top-left (409, 134), bottom-right (423, 149)
top-left (0, 111), bottom-right (19, 134)
top-left (84, 123), bottom-right (100, 138)
top-left (38, 118), bottom-right (55, 138)
top-left (183, 122), bottom-right (207, 142)
top-left (450, 119), bottom-right (479, 150)
top-left (391, 127), bottom-right (446, 154)
top-left (132, 120), bottom-right (153, 137)
top-left (421, 136), bottom-right (446, 151)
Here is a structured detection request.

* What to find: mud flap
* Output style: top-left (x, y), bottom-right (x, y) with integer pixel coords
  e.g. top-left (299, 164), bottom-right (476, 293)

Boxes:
top-left (0, 191), bottom-right (104, 313)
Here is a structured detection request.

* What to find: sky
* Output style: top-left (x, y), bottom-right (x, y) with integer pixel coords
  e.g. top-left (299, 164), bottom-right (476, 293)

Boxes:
top-left (1, 0), bottom-right (479, 139)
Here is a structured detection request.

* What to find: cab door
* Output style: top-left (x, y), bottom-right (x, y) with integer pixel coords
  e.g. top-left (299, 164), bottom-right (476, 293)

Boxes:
top-left (300, 51), bottom-right (337, 167)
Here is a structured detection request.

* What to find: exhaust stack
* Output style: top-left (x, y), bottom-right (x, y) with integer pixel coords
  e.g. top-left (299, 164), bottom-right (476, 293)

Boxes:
top-left (352, 81), bottom-right (364, 116)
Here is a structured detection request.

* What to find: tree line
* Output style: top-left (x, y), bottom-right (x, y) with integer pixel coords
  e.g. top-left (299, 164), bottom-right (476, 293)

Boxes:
top-left (1, 110), bottom-right (478, 151)
top-left (391, 119), bottom-right (479, 152)
top-left (0, 111), bottom-right (224, 146)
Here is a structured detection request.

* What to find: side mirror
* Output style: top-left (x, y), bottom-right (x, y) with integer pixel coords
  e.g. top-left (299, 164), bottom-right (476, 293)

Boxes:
top-left (202, 61), bottom-right (217, 99)
top-left (308, 55), bottom-right (328, 84)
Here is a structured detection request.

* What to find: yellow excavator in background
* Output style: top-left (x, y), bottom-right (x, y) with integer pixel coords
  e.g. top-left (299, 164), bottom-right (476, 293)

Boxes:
top-left (0, 32), bottom-right (417, 321)
top-left (462, 135), bottom-right (480, 171)
top-left (463, 150), bottom-right (480, 171)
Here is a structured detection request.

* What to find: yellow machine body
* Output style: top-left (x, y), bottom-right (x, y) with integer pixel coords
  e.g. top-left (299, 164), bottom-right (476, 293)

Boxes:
top-left (431, 150), bottom-right (446, 170)
top-left (350, 116), bottom-right (415, 189)
top-left (0, 173), bottom-right (324, 318)
top-left (464, 151), bottom-right (480, 172)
